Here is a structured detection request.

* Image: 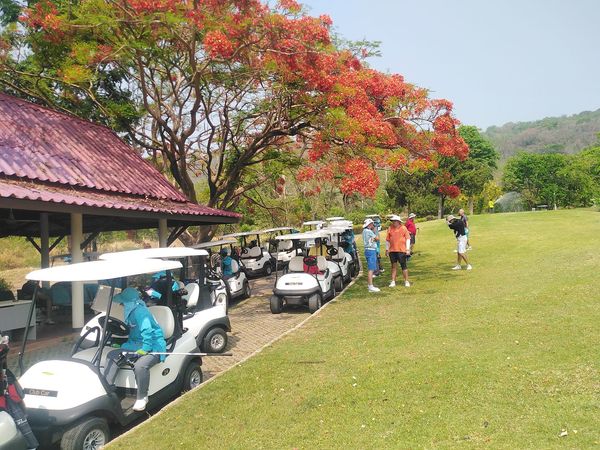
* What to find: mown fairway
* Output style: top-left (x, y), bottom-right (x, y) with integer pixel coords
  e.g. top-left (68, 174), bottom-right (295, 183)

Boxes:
top-left (110, 210), bottom-right (599, 449)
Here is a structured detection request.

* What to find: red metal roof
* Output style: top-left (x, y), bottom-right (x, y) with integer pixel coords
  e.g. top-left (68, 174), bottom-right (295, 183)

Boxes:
top-left (0, 92), bottom-right (186, 200)
top-left (0, 93), bottom-right (240, 221)
top-left (0, 177), bottom-right (239, 219)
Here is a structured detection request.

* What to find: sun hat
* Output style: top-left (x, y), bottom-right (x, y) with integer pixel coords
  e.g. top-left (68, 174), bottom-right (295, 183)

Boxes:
top-left (113, 287), bottom-right (140, 304)
top-left (152, 270), bottom-right (167, 280)
top-left (408, 213), bottom-right (416, 219)
top-left (447, 214), bottom-right (456, 222)
top-left (389, 214), bottom-right (403, 222)
top-left (363, 218), bottom-right (374, 228)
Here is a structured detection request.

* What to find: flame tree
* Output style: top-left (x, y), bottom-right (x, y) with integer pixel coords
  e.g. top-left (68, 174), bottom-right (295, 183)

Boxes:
top-left (0, 0), bottom-right (468, 225)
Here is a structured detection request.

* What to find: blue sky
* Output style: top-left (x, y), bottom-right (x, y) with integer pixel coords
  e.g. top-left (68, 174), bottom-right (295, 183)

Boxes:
top-left (301, 0), bottom-right (600, 130)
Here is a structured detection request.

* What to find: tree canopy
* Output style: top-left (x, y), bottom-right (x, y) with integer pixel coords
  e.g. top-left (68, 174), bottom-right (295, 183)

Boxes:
top-left (0, 0), bottom-right (468, 231)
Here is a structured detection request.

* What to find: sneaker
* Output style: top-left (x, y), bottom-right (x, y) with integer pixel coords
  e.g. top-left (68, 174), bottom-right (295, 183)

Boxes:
top-left (466, 265), bottom-right (472, 270)
top-left (389, 281), bottom-right (396, 288)
top-left (368, 285), bottom-right (381, 293)
top-left (380, 268), bottom-right (385, 273)
top-left (452, 265), bottom-right (462, 270)
top-left (133, 397), bottom-right (148, 411)
top-left (404, 281), bottom-right (411, 287)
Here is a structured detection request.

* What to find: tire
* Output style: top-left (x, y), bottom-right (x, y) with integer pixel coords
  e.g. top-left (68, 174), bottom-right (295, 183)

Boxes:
top-left (181, 360), bottom-right (203, 393)
top-left (270, 295), bottom-right (283, 314)
top-left (264, 262), bottom-right (272, 276)
top-left (60, 416), bottom-right (109, 450)
top-left (334, 276), bottom-right (343, 293)
top-left (243, 280), bottom-right (251, 299)
top-left (308, 294), bottom-right (322, 313)
top-left (201, 327), bottom-right (228, 353)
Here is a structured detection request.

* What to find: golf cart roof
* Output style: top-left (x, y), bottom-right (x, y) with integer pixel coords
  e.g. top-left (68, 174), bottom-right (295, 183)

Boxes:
top-left (322, 226), bottom-right (353, 234)
top-left (99, 247), bottom-right (208, 261)
top-left (26, 259), bottom-right (183, 282)
top-left (302, 220), bottom-right (324, 226)
top-left (275, 230), bottom-right (328, 241)
top-left (193, 239), bottom-right (237, 248)
top-left (221, 231), bottom-right (260, 238)
top-left (365, 214), bottom-right (381, 219)
top-left (262, 227), bottom-right (297, 233)
top-left (325, 216), bottom-right (345, 221)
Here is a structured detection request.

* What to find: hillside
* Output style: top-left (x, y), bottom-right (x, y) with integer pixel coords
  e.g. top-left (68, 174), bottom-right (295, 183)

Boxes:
top-left (483, 109), bottom-right (600, 160)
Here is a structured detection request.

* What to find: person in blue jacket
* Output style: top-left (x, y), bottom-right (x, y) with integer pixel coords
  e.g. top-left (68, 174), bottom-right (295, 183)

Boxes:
top-left (220, 248), bottom-right (234, 279)
top-left (104, 287), bottom-right (167, 411)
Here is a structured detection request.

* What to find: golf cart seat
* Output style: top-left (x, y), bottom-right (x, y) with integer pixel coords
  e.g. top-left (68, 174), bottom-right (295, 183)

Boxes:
top-left (148, 306), bottom-right (175, 341)
top-left (288, 256), bottom-right (304, 273)
top-left (231, 259), bottom-right (240, 274)
top-left (331, 247), bottom-right (346, 261)
top-left (316, 256), bottom-right (328, 274)
top-left (182, 283), bottom-right (200, 309)
top-left (242, 246), bottom-right (262, 259)
top-left (278, 240), bottom-right (293, 251)
top-left (91, 285), bottom-right (124, 321)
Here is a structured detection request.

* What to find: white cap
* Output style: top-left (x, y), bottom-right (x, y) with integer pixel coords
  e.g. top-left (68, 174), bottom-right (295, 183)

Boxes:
top-left (363, 218), bottom-right (374, 228)
top-left (408, 213), bottom-right (416, 219)
top-left (389, 214), bottom-right (403, 222)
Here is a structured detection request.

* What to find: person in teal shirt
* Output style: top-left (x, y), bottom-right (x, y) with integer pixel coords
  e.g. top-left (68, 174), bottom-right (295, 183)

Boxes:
top-left (362, 218), bottom-right (380, 293)
top-left (104, 287), bottom-right (166, 411)
top-left (220, 248), bottom-right (233, 279)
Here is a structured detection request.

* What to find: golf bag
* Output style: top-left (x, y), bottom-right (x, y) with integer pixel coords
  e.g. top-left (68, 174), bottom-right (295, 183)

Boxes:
top-left (0, 335), bottom-right (39, 449)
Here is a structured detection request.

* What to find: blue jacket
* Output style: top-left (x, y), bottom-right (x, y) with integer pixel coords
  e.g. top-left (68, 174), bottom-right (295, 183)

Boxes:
top-left (121, 300), bottom-right (167, 361)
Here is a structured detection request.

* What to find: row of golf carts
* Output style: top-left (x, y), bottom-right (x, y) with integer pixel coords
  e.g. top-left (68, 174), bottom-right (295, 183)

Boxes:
top-left (0, 218), bottom-right (359, 449)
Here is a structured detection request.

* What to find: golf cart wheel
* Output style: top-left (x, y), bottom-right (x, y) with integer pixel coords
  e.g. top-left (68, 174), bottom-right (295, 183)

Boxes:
top-left (202, 327), bottom-right (228, 353)
top-left (264, 262), bottom-right (272, 276)
top-left (243, 280), bottom-right (251, 299)
top-left (182, 360), bottom-right (203, 392)
top-left (308, 294), bottom-right (322, 313)
top-left (334, 276), bottom-right (343, 293)
top-left (60, 416), bottom-right (109, 450)
top-left (270, 295), bottom-right (283, 314)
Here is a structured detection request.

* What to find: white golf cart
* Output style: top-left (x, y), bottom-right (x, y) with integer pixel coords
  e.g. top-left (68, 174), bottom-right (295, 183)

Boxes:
top-left (262, 227), bottom-right (302, 269)
top-left (270, 230), bottom-right (337, 314)
top-left (97, 247), bottom-right (231, 353)
top-left (221, 231), bottom-right (274, 277)
top-left (301, 220), bottom-right (325, 232)
top-left (193, 239), bottom-right (251, 303)
top-left (17, 259), bottom-right (214, 450)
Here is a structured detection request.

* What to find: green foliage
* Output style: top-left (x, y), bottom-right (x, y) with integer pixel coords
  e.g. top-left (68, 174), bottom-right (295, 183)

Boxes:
top-left (484, 109), bottom-right (600, 160)
top-left (0, 276), bottom-right (11, 291)
top-left (502, 151), bottom-right (597, 208)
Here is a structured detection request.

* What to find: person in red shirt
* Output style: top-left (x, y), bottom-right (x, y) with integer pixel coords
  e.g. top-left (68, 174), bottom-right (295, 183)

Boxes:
top-left (385, 215), bottom-right (412, 287)
top-left (405, 213), bottom-right (417, 253)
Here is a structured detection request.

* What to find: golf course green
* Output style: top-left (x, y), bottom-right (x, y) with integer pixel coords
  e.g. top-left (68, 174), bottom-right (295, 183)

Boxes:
top-left (110, 209), bottom-right (599, 449)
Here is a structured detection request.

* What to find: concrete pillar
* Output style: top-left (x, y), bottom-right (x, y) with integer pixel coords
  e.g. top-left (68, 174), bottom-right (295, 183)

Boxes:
top-left (158, 218), bottom-right (168, 247)
top-left (40, 213), bottom-right (50, 290)
top-left (70, 213), bottom-right (84, 329)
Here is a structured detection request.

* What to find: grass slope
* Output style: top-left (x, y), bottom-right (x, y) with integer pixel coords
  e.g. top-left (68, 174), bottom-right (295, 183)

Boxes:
top-left (111, 210), bottom-right (600, 449)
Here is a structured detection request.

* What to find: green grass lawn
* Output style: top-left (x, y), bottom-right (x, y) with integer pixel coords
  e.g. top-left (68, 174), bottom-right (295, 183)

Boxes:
top-left (111, 210), bottom-right (600, 449)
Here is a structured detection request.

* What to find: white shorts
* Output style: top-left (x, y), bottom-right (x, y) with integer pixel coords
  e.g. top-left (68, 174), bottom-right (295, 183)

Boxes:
top-left (457, 235), bottom-right (468, 254)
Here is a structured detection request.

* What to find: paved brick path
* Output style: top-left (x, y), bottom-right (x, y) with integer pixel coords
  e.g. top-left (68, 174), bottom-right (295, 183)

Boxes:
top-left (7, 273), bottom-right (310, 382)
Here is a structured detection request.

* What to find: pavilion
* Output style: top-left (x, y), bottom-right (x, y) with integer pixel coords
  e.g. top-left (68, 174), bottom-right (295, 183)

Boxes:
top-left (0, 92), bottom-right (240, 328)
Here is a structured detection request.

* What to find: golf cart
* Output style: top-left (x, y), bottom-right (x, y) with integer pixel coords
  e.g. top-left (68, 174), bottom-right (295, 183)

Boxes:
top-left (320, 226), bottom-right (356, 284)
top-left (97, 247), bottom-right (231, 353)
top-left (262, 227), bottom-right (301, 269)
top-left (193, 239), bottom-right (251, 303)
top-left (301, 220), bottom-right (325, 232)
top-left (221, 231), bottom-right (274, 277)
top-left (17, 259), bottom-right (209, 449)
top-left (269, 230), bottom-right (338, 314)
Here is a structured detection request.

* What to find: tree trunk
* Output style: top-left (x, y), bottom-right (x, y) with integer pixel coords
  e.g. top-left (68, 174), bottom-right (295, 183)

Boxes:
top-left (468, 197), bottom-right (474, 215)
top-left (437, 195), bottom-right (445, 219)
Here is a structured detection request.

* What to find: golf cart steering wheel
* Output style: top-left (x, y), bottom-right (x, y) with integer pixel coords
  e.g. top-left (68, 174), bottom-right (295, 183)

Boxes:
top-left (98, 315), bottom-right (130, 337)
top-left (326, 246), bottom-right (338, 256)
top-left (241, 247), bottom-right (249, 255)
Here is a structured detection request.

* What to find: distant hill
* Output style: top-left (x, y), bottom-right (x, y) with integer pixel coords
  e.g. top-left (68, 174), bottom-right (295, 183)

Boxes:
top-left (483, 109), bottom-right (600, 160)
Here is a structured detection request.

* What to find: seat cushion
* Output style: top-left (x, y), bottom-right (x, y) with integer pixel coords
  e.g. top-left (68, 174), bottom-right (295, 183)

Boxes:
top-left (148, 306), bottom-right (175, 339)
top-left (289, 256), bottom-right (304, 272)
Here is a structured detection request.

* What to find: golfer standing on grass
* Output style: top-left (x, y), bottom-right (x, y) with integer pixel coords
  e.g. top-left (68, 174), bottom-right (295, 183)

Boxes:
top-left (362, 218), bottom-right (380, 292)
top-left (386, 215), bottom-right (412, 287)
top-left (447, 215), bottom-right (472, 270)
